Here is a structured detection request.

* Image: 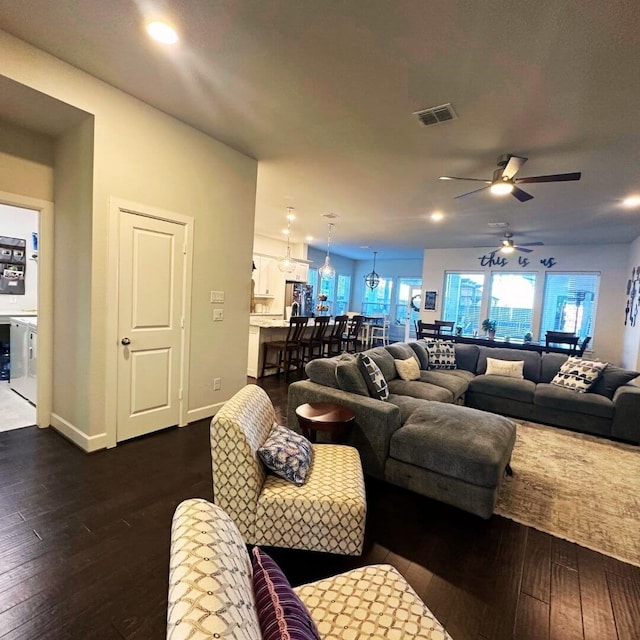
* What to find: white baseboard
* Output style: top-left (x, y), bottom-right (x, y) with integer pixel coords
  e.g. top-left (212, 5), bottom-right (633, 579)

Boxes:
top-left (50, 413), bottom-right (108, 452)
top-left (186, 402), bottom-right (225, 424)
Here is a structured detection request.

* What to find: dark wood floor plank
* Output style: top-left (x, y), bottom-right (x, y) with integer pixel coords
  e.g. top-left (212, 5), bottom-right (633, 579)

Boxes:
top-left (0, 373), bottom-right (638, 639)
top-left (550, 563), bottom-right (584, 640)
top-left (607, 572), bottom-right (640, 640)
top-left (521, 528), bottom-right (552, 603)
top-left (514, 593), bottom-right (550, 640)
top-left (576, 546), bottom-right (618, 640)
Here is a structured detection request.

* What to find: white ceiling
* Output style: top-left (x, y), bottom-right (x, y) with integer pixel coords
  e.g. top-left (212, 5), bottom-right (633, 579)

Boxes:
top-left (1, 1), bottom-right (639, 259)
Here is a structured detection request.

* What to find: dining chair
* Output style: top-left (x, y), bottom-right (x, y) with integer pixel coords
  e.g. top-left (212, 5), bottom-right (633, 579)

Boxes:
top-left (416, 321), bottom-right (441, 339)
top-left (434, 320), bottom-right (455, 335)
top-left (260, 316), bottom-right (309, 379)
top-left (370, 315), bottom-right (390, 346)
top-left (576, 336), bottom-right (592, 356)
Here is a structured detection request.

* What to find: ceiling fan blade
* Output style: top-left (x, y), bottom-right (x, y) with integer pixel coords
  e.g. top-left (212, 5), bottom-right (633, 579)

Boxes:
top-left (519, 241), bottom-right (544, 247)
top-left (515, 246), bottom-right (534, 253)
top-left (454, 185), bottom-right (492, 199)
top-left (440, 176), bottom-right (491, 182)
top-left (516, 172), bottom-right (582, 184)
top-left (502, 155), bottom-right (527, 180)
top-left (511, 186), bottom-right (534, 202)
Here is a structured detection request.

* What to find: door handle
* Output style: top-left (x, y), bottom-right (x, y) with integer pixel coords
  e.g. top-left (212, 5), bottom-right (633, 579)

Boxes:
top-left (121, 337), bottom-right (131, 345)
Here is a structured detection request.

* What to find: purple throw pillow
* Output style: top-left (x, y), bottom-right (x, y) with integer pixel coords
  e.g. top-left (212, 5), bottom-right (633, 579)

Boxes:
top-left (251, 547), bottom-right (320, 640)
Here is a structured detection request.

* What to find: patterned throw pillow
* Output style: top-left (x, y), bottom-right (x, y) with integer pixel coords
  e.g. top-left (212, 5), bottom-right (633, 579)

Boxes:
top-left (485, 357), bottom-right (524, 379)
top-left (356, 353), bottom-right (389, 401)
top-left (394, 356), bottom-right (421, 381)
top-left (251, 547), bottom-right (321, 640)
top-left (550, 357), bottom-right (607, 393)
top-left (423, 339), bottom-right (456, 370)
top-left (258, 425), bottom-right (313, 486)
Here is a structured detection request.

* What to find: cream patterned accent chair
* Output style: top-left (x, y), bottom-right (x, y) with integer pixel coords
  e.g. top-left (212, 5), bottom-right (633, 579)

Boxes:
top-left (210, 384), bottom-right (366, 555)
top-left (167, 499), bottom-right (452, 640)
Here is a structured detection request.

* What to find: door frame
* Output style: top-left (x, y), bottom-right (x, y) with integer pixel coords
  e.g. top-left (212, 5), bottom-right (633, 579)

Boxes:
top-left (105, 198), bottom-right (194, 448)
top-left (0, 189), bottom-right (54, 430)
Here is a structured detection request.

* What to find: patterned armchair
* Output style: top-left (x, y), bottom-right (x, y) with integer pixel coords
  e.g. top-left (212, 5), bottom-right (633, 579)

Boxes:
top-left (210, 384), bottom-right (366, 555)
top-left (167, 499), bottom-right (452, 639)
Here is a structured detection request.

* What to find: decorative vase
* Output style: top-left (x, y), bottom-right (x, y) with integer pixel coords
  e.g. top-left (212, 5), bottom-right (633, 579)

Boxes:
top-left (488, 329), bottom-right (496, 340)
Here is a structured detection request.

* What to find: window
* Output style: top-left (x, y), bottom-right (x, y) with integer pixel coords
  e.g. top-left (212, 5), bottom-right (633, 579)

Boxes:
top-left (488, 272), bottom-right (536, 338)
top-left (541, 272), bottom-right (599, 341)
top-left (442, 273), bottom-right (484, 335)
top-left (362, 277), bottom-right (393, 317)
top-left (334, 274), bottom-right (351, 315)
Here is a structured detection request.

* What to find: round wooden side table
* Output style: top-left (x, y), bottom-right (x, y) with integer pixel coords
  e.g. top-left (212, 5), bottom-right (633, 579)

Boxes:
top-left (295, 402), bottom-right (356, 443)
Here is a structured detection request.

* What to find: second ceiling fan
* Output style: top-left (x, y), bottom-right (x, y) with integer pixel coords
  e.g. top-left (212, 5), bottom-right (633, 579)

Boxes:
top-left (440, 153), bottom-right (581, 202)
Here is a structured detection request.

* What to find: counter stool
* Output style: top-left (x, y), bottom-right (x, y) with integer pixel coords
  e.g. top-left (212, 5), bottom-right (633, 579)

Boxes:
top-left (300, 315), bottom-right (330, 364)
top-left (322, 315), bottom-right (348, 357)
top-left (260, 316), bottom-right (308, 379)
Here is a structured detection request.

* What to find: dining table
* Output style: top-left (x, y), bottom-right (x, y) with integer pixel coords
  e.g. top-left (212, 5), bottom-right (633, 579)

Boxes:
top-left (449, 334), bottom-right (579, 355)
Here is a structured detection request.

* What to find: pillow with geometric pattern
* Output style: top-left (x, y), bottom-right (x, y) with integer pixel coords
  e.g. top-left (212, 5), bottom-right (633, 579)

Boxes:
top-left (550, 357), bottom-right (607, 393)
top-left (356, 353), bottom-right (389, 401)
top-left (258, 425), bottom-right (314, 486)
top-left (423, 339), bottom-right (457, 370)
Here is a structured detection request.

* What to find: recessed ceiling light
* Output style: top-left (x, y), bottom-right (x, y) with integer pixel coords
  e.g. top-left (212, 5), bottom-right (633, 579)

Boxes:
top-left (306, 235), bottom-right (313, 242)
top-left (430, 211), bottom-right (444, 222)
top-left (146, 21), bottom-right (178, 45)
top-left (622, 195), bottom-right (640, 208)
top-left (282, 228), bottom-right (290, 235)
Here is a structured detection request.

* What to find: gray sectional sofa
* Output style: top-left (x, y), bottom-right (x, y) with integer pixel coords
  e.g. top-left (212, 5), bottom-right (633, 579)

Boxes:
top-left (287, 340), bottom-right (640, 517)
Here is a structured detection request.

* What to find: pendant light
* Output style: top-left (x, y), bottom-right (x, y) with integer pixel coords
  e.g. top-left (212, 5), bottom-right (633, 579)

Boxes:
top-left (277, 207), bottom-right (296, 273)
top-left (365, 251), bottom-right (380, 289)
top-left (318, 222), bottom-right (335, 279)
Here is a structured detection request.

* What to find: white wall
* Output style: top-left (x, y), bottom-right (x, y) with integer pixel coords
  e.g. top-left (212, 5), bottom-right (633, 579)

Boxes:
top-left (422, 244), bottom-right (630, 366)
top-left (621, 235), bottom-right (640, 370)
top-left (0, 203), bottom-right (39, 313)
top-left (0, 31), bottom-right (258, 445)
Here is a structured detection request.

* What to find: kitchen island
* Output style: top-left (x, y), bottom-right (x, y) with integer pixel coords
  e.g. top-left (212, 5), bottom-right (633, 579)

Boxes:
top-left (248, 316), bottom-right (328, 378)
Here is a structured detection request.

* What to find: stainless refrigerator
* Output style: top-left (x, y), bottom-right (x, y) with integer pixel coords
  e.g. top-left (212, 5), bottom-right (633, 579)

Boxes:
top-left (284, 282), bottom-right (314, 317)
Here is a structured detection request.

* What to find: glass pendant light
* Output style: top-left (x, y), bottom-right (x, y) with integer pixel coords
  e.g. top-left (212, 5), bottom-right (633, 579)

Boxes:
top-left (277, 207), bottom-right (296, 273)
top-left (365, 251), bottom-right (380, 289)
top-left (318, 222), bottom-right (335, 279)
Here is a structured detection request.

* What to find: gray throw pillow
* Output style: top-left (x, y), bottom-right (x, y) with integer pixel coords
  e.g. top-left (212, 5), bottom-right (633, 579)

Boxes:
top-left (336, 358), bottom-right (370, 396)
top-left (589, 365), bottom-right (639, 399)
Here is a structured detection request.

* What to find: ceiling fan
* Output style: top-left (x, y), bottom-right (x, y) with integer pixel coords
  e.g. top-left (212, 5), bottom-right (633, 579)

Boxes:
top-left (486, 231), bottom-right (544, 254)
top-left (439, 154), bottom-right (581, 202)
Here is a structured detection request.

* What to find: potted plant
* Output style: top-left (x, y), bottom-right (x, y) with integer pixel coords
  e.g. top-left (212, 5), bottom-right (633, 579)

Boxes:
top-left (481, 318), bottom-right (497, 339)
top-left (524, 331), bottom-right (533, 343)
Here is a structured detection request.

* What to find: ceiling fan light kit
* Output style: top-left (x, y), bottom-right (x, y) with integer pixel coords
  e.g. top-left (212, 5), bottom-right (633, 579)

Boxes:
top-left (441, 153), bottom-right (581, 202)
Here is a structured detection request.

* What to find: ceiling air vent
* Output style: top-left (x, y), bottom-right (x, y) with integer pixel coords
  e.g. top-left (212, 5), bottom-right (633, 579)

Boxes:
top-left (488, 222), bottom-right (509, 229)
top-left (321, 212), bottom-right (339, 219)
top-left (414, 103), bottom-right (457, 127)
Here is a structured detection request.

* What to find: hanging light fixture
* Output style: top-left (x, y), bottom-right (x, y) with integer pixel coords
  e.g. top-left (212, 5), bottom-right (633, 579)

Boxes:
top-left (318, 222), bottom-right (335, 279)
top-left (365, 251), bottom-right (380, 289)
top-left (277, 207), bottom-right (296, 273)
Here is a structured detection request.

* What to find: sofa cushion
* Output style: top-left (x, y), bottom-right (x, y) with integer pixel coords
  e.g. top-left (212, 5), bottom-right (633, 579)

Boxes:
top-left (418, 370), bottom-right (470, 402)
top-left (477, 347), bottom-right (541, 382)
top-left (335, 358), bottom-right (369, 396)
top-left (453, 343), bottom-right (480, 373)
top-left (485, 357), bottom-right (524, 379)
top-left (407, 341), bottom-right (429, 369)
top-left (389, 403), bottom-right (516, 487)
top-left (305, 356), bottom-right (340, 388)
top-left (387, 378), bottom-right (453, 403)
top-left (394, 357), bottom-right (421, 381)
top-left (535, 383), bottom-right (615, 418)
top-left (539, 353), bottom-right (569, 383)
top-left (364, 347), bottom-right (398, 381)
top-left (258, 425), bottom-right (314, 486)
top-left (357, 353), bottom-right (389, 401)
top-left (386, 395), bottom-right (434, 423)
top-left (251, 547), bottom-right (321, 640)
top-left (385, 342), bottom-right (420, 365)
top-left (589, 365), bottom-right (639, 399)
top-left (469, 375), bottom-right (536, 403)
top-left (550, 357), bottom-right (607, 393)
top-left (423, 339), bottom-right (456, 370)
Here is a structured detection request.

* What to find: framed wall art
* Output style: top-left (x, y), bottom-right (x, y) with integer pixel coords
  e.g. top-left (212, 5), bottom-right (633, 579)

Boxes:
top-left (424, 290), bottom-right (438, 311)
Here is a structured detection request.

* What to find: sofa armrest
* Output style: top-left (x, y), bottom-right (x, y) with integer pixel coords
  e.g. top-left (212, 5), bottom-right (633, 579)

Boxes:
top-left (287, 380), bottom-right (402, 480)
top-left (611, 384), bottom-right (640, 443)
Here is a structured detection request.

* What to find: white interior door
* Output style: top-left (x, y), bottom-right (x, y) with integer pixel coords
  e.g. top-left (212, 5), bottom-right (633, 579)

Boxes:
top-left (116, 211), bottom-right (185, 442)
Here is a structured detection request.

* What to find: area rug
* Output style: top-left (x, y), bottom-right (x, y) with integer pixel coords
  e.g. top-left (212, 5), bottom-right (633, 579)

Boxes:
top-left (495, 420), bottom-right (640, 567)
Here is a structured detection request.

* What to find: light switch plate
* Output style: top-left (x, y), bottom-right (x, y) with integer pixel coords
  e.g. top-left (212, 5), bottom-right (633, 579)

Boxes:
top-left (210, 290), bottom-right (225, 303)
top-left (213, 309), bottom-right (224, 321)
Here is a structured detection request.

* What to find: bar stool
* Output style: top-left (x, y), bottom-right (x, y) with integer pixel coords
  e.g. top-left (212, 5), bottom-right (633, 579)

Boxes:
top-left (300, 315), bottom-right (330, 364)
top-left (322, 315), bottom-right (349, 357)
top-left (260, 316), bottom-right (309, 379)
top-left (342, 315), bottom-right (364, 353)
top-left (370, 316), bottom-right (390, 346)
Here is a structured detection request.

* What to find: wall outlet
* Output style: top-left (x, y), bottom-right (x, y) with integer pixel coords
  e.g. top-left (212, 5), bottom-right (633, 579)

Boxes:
top-left (210, 290), bottom-right (225, 303)
top-left (213, 309), bottom-right (224, 321)
top-left (213, 377), bottom-right (221, 391)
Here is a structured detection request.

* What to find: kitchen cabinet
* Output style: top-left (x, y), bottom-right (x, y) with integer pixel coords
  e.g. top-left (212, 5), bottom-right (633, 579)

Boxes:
top-left (252, 255), bottom-right (276, 296)
top-left (290, 261), bottom-right (309, 283)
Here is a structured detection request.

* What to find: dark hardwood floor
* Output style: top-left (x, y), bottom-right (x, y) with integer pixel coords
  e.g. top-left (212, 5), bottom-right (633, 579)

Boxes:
top-left (0, 373), bottom-right (638, 639)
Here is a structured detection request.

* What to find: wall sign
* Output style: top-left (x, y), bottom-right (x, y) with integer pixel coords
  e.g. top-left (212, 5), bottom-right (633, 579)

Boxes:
top-left (478, 250), bottom-right (557, 269)
top-left (423, 290), bottom-right (438, 311)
